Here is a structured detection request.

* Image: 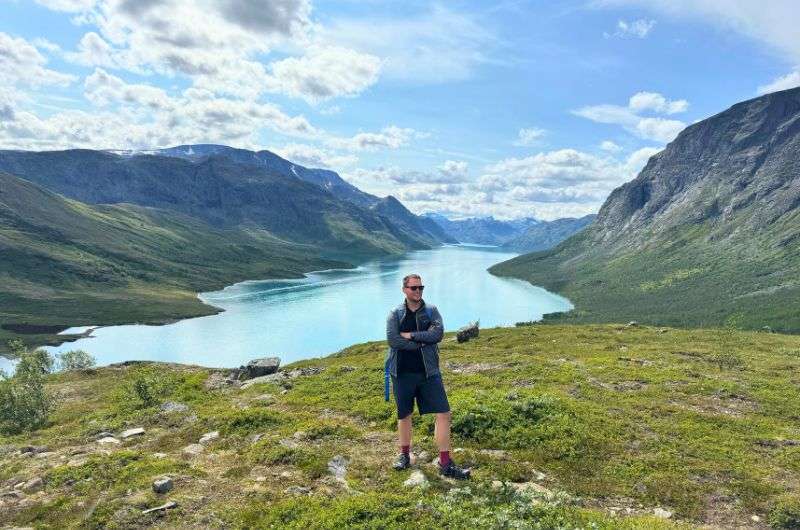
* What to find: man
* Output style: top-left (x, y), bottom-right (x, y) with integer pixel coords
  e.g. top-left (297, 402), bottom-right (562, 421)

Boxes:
top-left (385, 273), bottom-right (471, 480)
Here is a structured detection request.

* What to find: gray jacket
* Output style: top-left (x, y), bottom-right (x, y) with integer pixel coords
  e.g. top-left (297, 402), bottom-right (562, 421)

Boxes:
top-left (385, 300), bottom-right (444, 379)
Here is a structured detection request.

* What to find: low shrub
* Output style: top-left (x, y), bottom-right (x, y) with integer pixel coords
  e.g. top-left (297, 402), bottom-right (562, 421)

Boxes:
top-left (58, 349), bottom-right (96, 371)
top-left (0, 342), bottom-right (55, 434)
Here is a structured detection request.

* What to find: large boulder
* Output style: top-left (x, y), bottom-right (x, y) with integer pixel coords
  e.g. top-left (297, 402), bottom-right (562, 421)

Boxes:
top-left (239, 357), bottom-right (281, 380)
top-left (457, 321), bottom-right (479, 343)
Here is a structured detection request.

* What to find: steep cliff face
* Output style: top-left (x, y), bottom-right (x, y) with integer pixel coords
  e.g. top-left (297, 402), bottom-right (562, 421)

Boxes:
top-left (593, 87), bottom-right (800, 247)
top-left (490, 87), bottom-right (800, 331)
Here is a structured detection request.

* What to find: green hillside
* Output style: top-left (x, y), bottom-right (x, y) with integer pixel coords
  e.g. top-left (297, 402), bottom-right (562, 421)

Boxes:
top-left (0, 172), bottom-right (346, 354)
top-left (491, 88), bottom-right (800, 333)
top-left (2, 324), bottom-right (799, 528)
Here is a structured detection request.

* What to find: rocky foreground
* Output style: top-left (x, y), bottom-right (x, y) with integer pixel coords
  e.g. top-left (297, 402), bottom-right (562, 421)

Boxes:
top-left (2, 324), bottom-right (800, 529)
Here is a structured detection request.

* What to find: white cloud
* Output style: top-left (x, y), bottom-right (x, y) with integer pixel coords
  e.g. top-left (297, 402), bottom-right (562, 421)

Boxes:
top-left (438, 160), bottom-right (469, 179)
top-left (572, 91), bottom-right (688, 142)
top-left (600, 140), bottom-right (622, 152)
top-left (266, 46), bottom-right (382, 103)
top-left (84, 68), bottom-right (171, 109)
top-left (513, 127), bottom-right (546, 146)
top-left (320, 5), bottom-right (500, 84)
top-left (757, 69), bottom-right (800, 95)
top-left (605, 19), bottom-right (656, 38)
top-left (628, 91), bottom-right (688, 114)
top-left (601, 1), bottom-right (800, 62)
top-left (0, 32), bottom-right (76, 88)
top-left (271, 143), bottom-right (358, 169)
top-left (326, 126), bottom-right (417, 151)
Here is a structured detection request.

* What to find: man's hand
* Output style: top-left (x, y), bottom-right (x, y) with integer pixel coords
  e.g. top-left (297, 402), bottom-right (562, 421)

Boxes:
top-left (400, 332), bottom-right (413, 340)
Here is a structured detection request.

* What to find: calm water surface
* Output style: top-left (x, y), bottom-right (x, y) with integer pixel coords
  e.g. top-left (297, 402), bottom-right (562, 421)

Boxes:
top-left (44, 245), bottom-right (572, 368)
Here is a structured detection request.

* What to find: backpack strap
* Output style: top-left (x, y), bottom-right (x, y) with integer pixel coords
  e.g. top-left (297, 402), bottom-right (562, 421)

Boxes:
top-left (384, 308), bottom-right (402, 402)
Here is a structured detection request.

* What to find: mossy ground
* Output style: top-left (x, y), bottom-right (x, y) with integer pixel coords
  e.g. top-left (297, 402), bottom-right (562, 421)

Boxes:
top-left (2, 324), bottom-right (799, 528)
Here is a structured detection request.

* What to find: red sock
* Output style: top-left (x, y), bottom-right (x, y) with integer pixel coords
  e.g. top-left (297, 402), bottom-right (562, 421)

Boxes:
top-left (439, 450), bottom-right (450, 466)
top-left (401, 445), bottom-right (410, 455)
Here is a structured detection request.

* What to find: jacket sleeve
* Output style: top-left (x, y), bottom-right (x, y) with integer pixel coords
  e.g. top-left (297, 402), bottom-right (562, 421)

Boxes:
top-left (386, 310), bottom-right (424, 350)
top-left (411, 305), bottom-right (444, 344)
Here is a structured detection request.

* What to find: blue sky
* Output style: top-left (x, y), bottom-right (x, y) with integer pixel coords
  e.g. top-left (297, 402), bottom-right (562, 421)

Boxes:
top-left (1, 0), bottom-right (798, 219)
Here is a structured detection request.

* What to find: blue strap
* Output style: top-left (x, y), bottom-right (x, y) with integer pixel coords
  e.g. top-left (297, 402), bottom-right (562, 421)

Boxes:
top-left (385, 305), bottom-right (433, 401)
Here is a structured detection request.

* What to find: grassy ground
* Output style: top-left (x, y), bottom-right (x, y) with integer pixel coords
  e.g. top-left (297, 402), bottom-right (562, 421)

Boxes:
top-left (489, 214), bottom-right (800, 333)
top-left (2, 323), bottom-right (799, 528)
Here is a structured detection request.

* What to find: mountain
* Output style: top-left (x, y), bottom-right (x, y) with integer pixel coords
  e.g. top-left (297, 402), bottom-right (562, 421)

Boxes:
top-left (424, 213), bottom-right (539, 245)
top-left (490, 87), bottom-right (800, 331)
top-left (0, 149), bottom-right (424, 257)
top-left (370, 196), bottom-right (458, 246)
top-left (501, 215), bottom-right (596, 252)
top-left (151, 144), bottom-right (381, 209)
top-left (0, 171), bottom-right (343, 353)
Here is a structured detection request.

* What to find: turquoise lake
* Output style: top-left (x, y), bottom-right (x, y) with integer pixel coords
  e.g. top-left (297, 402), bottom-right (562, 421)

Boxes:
top-left (43, 245), bottom-right (572, 368)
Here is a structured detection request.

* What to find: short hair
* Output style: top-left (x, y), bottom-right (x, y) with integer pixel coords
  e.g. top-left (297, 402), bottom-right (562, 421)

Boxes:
top-left (403, 273), bottom-right (422, 287)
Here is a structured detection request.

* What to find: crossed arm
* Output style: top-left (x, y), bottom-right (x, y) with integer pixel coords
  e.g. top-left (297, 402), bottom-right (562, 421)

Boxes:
top-left (386, 306), bottom-right (445, 350)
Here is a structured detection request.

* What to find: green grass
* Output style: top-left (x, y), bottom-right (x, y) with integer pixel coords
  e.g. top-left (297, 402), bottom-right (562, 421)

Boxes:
top-left (490, 214), bottom-right (800, 333)
top-left (3, 324), bottom-right (797, 528)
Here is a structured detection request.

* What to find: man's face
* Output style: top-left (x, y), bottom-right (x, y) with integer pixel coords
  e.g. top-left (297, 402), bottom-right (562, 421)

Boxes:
top-left (403, 277), bottom-right (424, 303)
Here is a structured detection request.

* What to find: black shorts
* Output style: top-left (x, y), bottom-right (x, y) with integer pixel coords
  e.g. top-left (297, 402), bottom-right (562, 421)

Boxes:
top-left (391, 372), bottom-right (450, 419)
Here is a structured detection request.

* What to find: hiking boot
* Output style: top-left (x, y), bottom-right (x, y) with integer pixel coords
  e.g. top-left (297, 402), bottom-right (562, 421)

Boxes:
top-left (438, 459), bottom-right (471, 480)
top-left (392, 452), bottom-right (411, 470)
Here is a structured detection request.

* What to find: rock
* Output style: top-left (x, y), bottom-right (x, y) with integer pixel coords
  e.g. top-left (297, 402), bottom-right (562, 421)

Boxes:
top-left (93, 432), bottom-right (114, 440)
top-left (653, 507), bottom-right (673, 519)
top-left (21, 477), bottom-right (43, 493)
top-left (152, 452), bottom-right (167, 459)
top-left (204, 371), bottom-right (239, 390)
top-left (416, 451), bottom-right (430, 463)
top-left (751, 515), bottom-right (761, 522)
top-left (241, 357), bottom-right (281, 379)
top-left (292, 431), bottom-right (307, 440)
top-left (456, 321), bottom-right (479, 343)
top-left (403, 471), bottom-right (429, 488)
top-left (19, 446), bottom-right (47, 455)
top-left (182, 444), bottom-right (204, 456)
top-left (339, 365), bottom-right (356, 372)
top-left (97, 437), bottom-right (120, 445)
top-left (657, 328), bottom-right (668, 333)
top-left (327, 455), bottom-right (348, 480)
top-left (160, 401), bottom-right (189, 414)
top-left (762, 326), bottom-right (774, 333)
top-left (478, 449), bottom-right (509, 459)
top-left (120, 427), bottom-right (145, 439)
top-left (510, 482), bottom-right (552, 496)
top-left (284, 485), bottom-right (311, 495)
top-left (199, 431), bottom-right (220, 445)
top-left (252, 394), bottom-right (275, 404)
top-left (255, 476), bottom-right (267, 482)
top-left (241, 372), bottom-right (288, 389)
top-left (0, 490), bottom-right (24, 500)
top-left (627, 321), bottom-right (639, 327)
top-left (142, 501), bottom-right (177, 514)
top-left (279, 471), bottom-right (294, 479)
top-left (152, 477), bottom-right (173, 494)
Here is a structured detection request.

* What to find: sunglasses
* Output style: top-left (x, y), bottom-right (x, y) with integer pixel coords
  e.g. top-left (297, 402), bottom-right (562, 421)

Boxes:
top-left (406, 285), bottom-right (425, 292)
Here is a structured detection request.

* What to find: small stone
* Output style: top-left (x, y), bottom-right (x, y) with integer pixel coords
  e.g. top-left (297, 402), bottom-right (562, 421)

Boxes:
top-left (653, 507), bottom-right (673, 519)
top-left (403, 471), bottom-right (429, 488)
top-left (284, 485), bottom-right (311, 495)
top-left (199, 431), bottom-right (220, 445)
top-left (751, 515), bottom-right (761, 522)
top-left (160, 401), bottom-right (189, 414)
top-left (279, 471), bottom-right (294, 479)
top-left (93, 432), bottom-right (114, 440)
top-left (255, 476), bottom-right (267, 482)
top-left (627, 321), bottom-right (639, 327)
top-left (327, 455), bottom-right (348, 480)
top-left (251, 433), bottom-right (265, 444)
top-left (97, 437), bottom-right (120, 445)
top-left (142, 501), bottom-right (177, 514)
top-left (0, 490), bottom-right (24, 500)
top-left (152, 453), bottom-right (167, 459)
top-left (19, 445), bottom-right (47, 455)
top-left (120, 427), bottom-right (145, 439)
top-left (416, 451), bottom-right (430, 463)
top-left (280, 389), bottom-right (289, 395)
top-left (182, 444), bottom-right (204, 456)
top-left (35, 452), bottom-right (57, 459)
top-left (368, 421), bottom-right (376, 428)
top-left (292, 431), bottom-right (307, 440)
top-left (21, 477), bottom-right (43, 493)
top-left (152, 477), bottom-right (173, 494)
